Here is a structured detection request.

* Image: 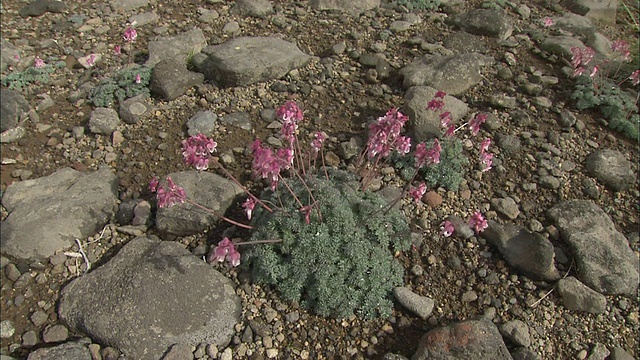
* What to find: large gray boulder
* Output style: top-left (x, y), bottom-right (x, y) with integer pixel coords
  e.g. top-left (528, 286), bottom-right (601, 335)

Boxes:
top-left (584, 149), bottom-right (635, 192)
top-left (198, 36), bottom-right (312, 87)
top-left (1, 168), bottom-right (118, 260)
top-left (402, 86), bottom-right (469, 142)
top-left (58, 236), bottom-right (241, 360)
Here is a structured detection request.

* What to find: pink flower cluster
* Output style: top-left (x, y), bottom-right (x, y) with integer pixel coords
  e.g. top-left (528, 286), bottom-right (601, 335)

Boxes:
top-left (182, 134), bottom-right (218, 171)
top-left (34, 56), bottom-right (45, 69)
top-left (570, 46), bottom-right (597, 78)
top-left (414, 139), bottom-right (441, 167)
top-left (440, 211), bottom-right (488, 237)
top-left (311, 131), bottom-right (327, 153)
top-left (479, 138), bottom-right (493, 172)
top-left (409, 182), bottom-right (427, 204)
top-left (251, 139), bottom-right (294, 189)
top-left (149, 176), bottom-right (186, 208)
top-left (210, 237), bottom-right (241, 267)
top-left (123, 26), bottom-right (137, 43)
top-left (366, 108), bottom-right (412, 160)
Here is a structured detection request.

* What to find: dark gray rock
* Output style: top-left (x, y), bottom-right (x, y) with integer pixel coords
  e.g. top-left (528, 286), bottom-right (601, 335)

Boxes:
top-left (412, 319), bottom-right (513, 360)
top-left (58, 237), bottom-right (241, 360)
top-left (110, 0), bottom-right (149, 12)
top-left (560, 0), bottom-right (618, 25)
top-left (88, 107), bottom-right (120, 135)
top-left (511, 348), bottom-right (541, 360)
top-left (150, 57), bottom-right (205, 101)
top-left (232, 0), bottom-right (274, 18)
top-left (119, 94), bottom-right (152, 125)
top-left (0, 39), bottom-right (21, 72)
top-left (449, 9), bottom-right (514, 40)
top-left (146, 28), bottom-right (207, 68)
top-left (587, 343), bottom-right (610, 360)
top-left (610, 347), bottom-right (635, 360)
top-left (482, 221), bottom-right (560, 281)
top-left (499, 320), bottom-right (530, 347)
top-left (1, 168), bottom-right (118, 260)
top-left (162, 344), bottom-right (194, 360)
top-left (557, 276), bottom-right (607, 314)
top-left (26, 338), bottom-right (92, 360)
top-left (490, 197), bottom-right (520, 220)
top-left (400, 53), bottom-right (494, 95)
top-left (547, 200), bottom-right (638, 296)
top-left (1, 89), bottom-right (30, 132)
top-left (220, 112), bottom-right (252, 131)
top-left (550, 12), bottom-right (597, 37)
top-left (186, 110), bottom-right (218, 137)
top-left (42, 324), bottom-right (69, 343)
top-left (199, 37), bottom-right (311, 87)
top-left (402, 86), bottom-right (469, 142)
top-left (539, 36), bottom-right (586, 58)
top-left (585, 149), bottom-right (635, 192)
top-left (19, 0), bottom-right (66, 17)
top-left (310, 0), bottom-right (380, 14)
top-left (393, 287), bottom-right (435, 319)
top-left (155, 171), bottom-right (244, 236)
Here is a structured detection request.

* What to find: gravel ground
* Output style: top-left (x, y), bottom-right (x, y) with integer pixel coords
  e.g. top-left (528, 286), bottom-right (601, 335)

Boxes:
top-left (1, 0), bottom-right (638, 359)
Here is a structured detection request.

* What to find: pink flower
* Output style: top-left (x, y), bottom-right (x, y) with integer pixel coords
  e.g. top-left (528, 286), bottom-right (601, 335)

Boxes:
top-left (480, 151), bottom-right (493, 172)
top-left (479, 138), bottom-right (491, 154)
top-left (630, 70), bottom-right (640, 86)
top-left (542, 17), bottom-right (553, 27)
top-left (427, 98), bottom-right (445, 111)
top-left (408, 182), bottom-right (427, 204)
top-left (86, 53), bottom-right (96, 67)
top-left (135, 74), bottom-right (141, 84)
top-left (280, 118), bottom-right (298, 145)
top-left (573, 66), bottom-right (586, 77)
top-left (299, 205), bottom-right (313, 224)
top-left (13, 54), bottom-right (20, 61)
top-left (152, 176), bottom-right (187, 208)
top-left (182, 134), bottom-right (217, 171)
top-left (611, 40), bottom-right (630, 62)
top-left (210, 237), bottom-right (241, 267)
top-left (252, 139), bottom-right (288, 189)
top-left (590, 65), bottom-right (599, 78)
top-left (123, 26), bottom-right (137, 43)
top-left (440, 111), bottom-right (452, 128)
top-left (415, 139), bottom-right (441, 167)
top-left (311, 131), bottom-right (327, 153)
top-left (469, 113), bottom-right (487, 136)
top-left (276, 100), bottom-right (303, 122)
top-left (440, 220), bottom-right (454, 237)
top-left (395, 136), bottom-right (411, 155)
top-left (443, 124), bottom-right (456, 137)
top-left (242, 197), bottom-right (257, 220)
top-left (468, 211), bottom-right (488, 233)
top-left (34, 56), bottom-right (45, 68)
top-left (114, 45), bottom-right (122, 55)
top-left (366, 108), bottom-right (409, 160)
top-left (435, 90), bottom-right (447, 99)
top-left (570, 47), bottom-right (595, 71)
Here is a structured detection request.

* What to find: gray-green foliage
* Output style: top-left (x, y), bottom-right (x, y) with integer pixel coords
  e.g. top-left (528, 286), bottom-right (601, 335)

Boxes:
top-left (244, 170), bottom-right (411, 319)
top-left (2, 65), bottom-right (57, 91)
top-left (394, 138), bottom-right (468, 191)
top-left (572, 77), bottom-right (639, 141)
top-left (90, 65), bottom-right (152, 107)
top-left (394, 0), bottom-right (441, 11)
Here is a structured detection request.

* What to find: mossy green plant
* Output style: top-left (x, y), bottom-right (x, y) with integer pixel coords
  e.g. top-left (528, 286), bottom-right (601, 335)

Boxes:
top-left (394, 0), bottom-right (441, 11)
top-left (90, 64), bottom-right (152, 107)
top-left (1, 64), bottom-right (57, 91)
top-left (244, 170), bottom-right (411, 319)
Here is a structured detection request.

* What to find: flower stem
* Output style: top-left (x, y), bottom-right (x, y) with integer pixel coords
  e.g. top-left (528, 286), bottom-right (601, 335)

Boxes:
top-left (212, 158), bottom-right (273, 213)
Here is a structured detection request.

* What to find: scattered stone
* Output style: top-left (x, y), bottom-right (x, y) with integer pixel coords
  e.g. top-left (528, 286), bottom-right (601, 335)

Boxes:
top-left (25, 338), bottom-right (91, 359)
top-left (30, 311), bottom-right (48, 327)
top-left (393, 287), bottom-right (435, 319)
top-left (1, 88), bottom-right (30, 132)
top-left (88, 108), bottom-right (120, 135)
top-left (412, 320), bottom-right (512, 360)
top-left (489, 94), bottom-right (518, 109)
top-left (155, 171), bottom-right (243, 236)
top-left (449, 8), bottom-right (514, 40)
top-left (119, 94), bottom-right (152, 125)
top-left (539, 36), bottom-right (586, 58)
top-left (219, 112), bottom-right (252, 131)
top-left (584, 149), bottom-right (635, 192)
top-left (110, 0), bottom-right (148, 12)
top-left (19, 0), bottom-right (66, 17)
top-left (5, 263), bottom-right (21, 282)
top-left (42, 324), bottom-right (69, 343)
top-left (0, 320), bottom-right (15, 339)
top-left (538, 175), bottom-right (561, 189)
top-left (561, 0), bottom-right (617, 24)
top-left (146, 28), bottom-right (207, 68)
top-left (557, 276), bottom-right (607, 314)
top-left (199, 37), bottom-right (311, 87)
top-left (610, 347), bottom-right (635, 360)
top-left (551, 12), bottom-right (596, 36)
top-left (499, 320), bottom-right (531, 347)
top-left (1, 168), bottom-right (118, 259)
top-left (162, 343), bottom-right (194, 360)
top-left (587, 343), bottom-right (610, 360)
top-left (58, 237), bottom-right (241, 360)
top-left (423, 191), bottom-right (443, 207)
top-left (483, 221), bottom-right (560, 281)
top-left (548, 200), bottom-right (638, 296)
top-left (186, 110), bottom-right (218, 137)
top-left (400, 53), bottom-right (494, 95)
top-left (490, 197), bottom-right (520, 220)
top-left (403, 86), bottom-right (469, 142)
top-left (150, 57), bottom-right (205, 101)
top-left (232, 0), bottom-right (274, 18)
top-left (309, 0), bottom-right (380, 14)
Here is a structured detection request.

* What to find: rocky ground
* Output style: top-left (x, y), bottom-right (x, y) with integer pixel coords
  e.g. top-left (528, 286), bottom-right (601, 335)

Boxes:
top-left (0, 0), bottom-right (639, 359)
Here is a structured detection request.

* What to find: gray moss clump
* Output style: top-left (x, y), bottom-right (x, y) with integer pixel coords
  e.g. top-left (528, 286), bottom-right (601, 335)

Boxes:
top-left (89, 64), bottom-right (152, 107)
top-left (244, 170), bottom-right (411, 319)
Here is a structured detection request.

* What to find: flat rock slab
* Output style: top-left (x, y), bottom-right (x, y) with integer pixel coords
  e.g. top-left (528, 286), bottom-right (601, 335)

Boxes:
top-left (146, 28), bottom-right (207, 68)
top-left (585, 149), bottom-right (635, 192)
top-left (155, 171), bottom-right (244, 236)
top-left (310, 0), bottom-right (380, 14)
top-left (449, 9), bottom-right (514, 40)
top-left (199, 36), bottom-right (312, 87)
top-left (150, 57), bottom-right (205, 101)
top-left (1, 168), bottom-right (118, 260)
top-left (547, 200), bottom-right (638, 296)
top-left (483, 221), bottom-right (560, 282)
top-left (402, 86), bottom-right (469, 142)
top-left (399, 52), bottom-right (494, 95)
top-left (412, 319), bottom-right (513, 360)
top-left (561, 0), bottom-right (618, 24)
top-left (58, 236), bottom-right (241, 360)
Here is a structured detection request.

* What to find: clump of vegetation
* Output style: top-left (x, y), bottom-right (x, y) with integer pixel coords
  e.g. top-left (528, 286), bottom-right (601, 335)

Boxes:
top-left (89, 64), bottom-right (151, 107)
top-left (393, 138), bottom-right (469, 191)
top-left (1, 63), bottom-right (58, 91)
top-left (394, 0), bottom-right (441, 11)
top-left (244, 170), bottom-right (411, 319)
